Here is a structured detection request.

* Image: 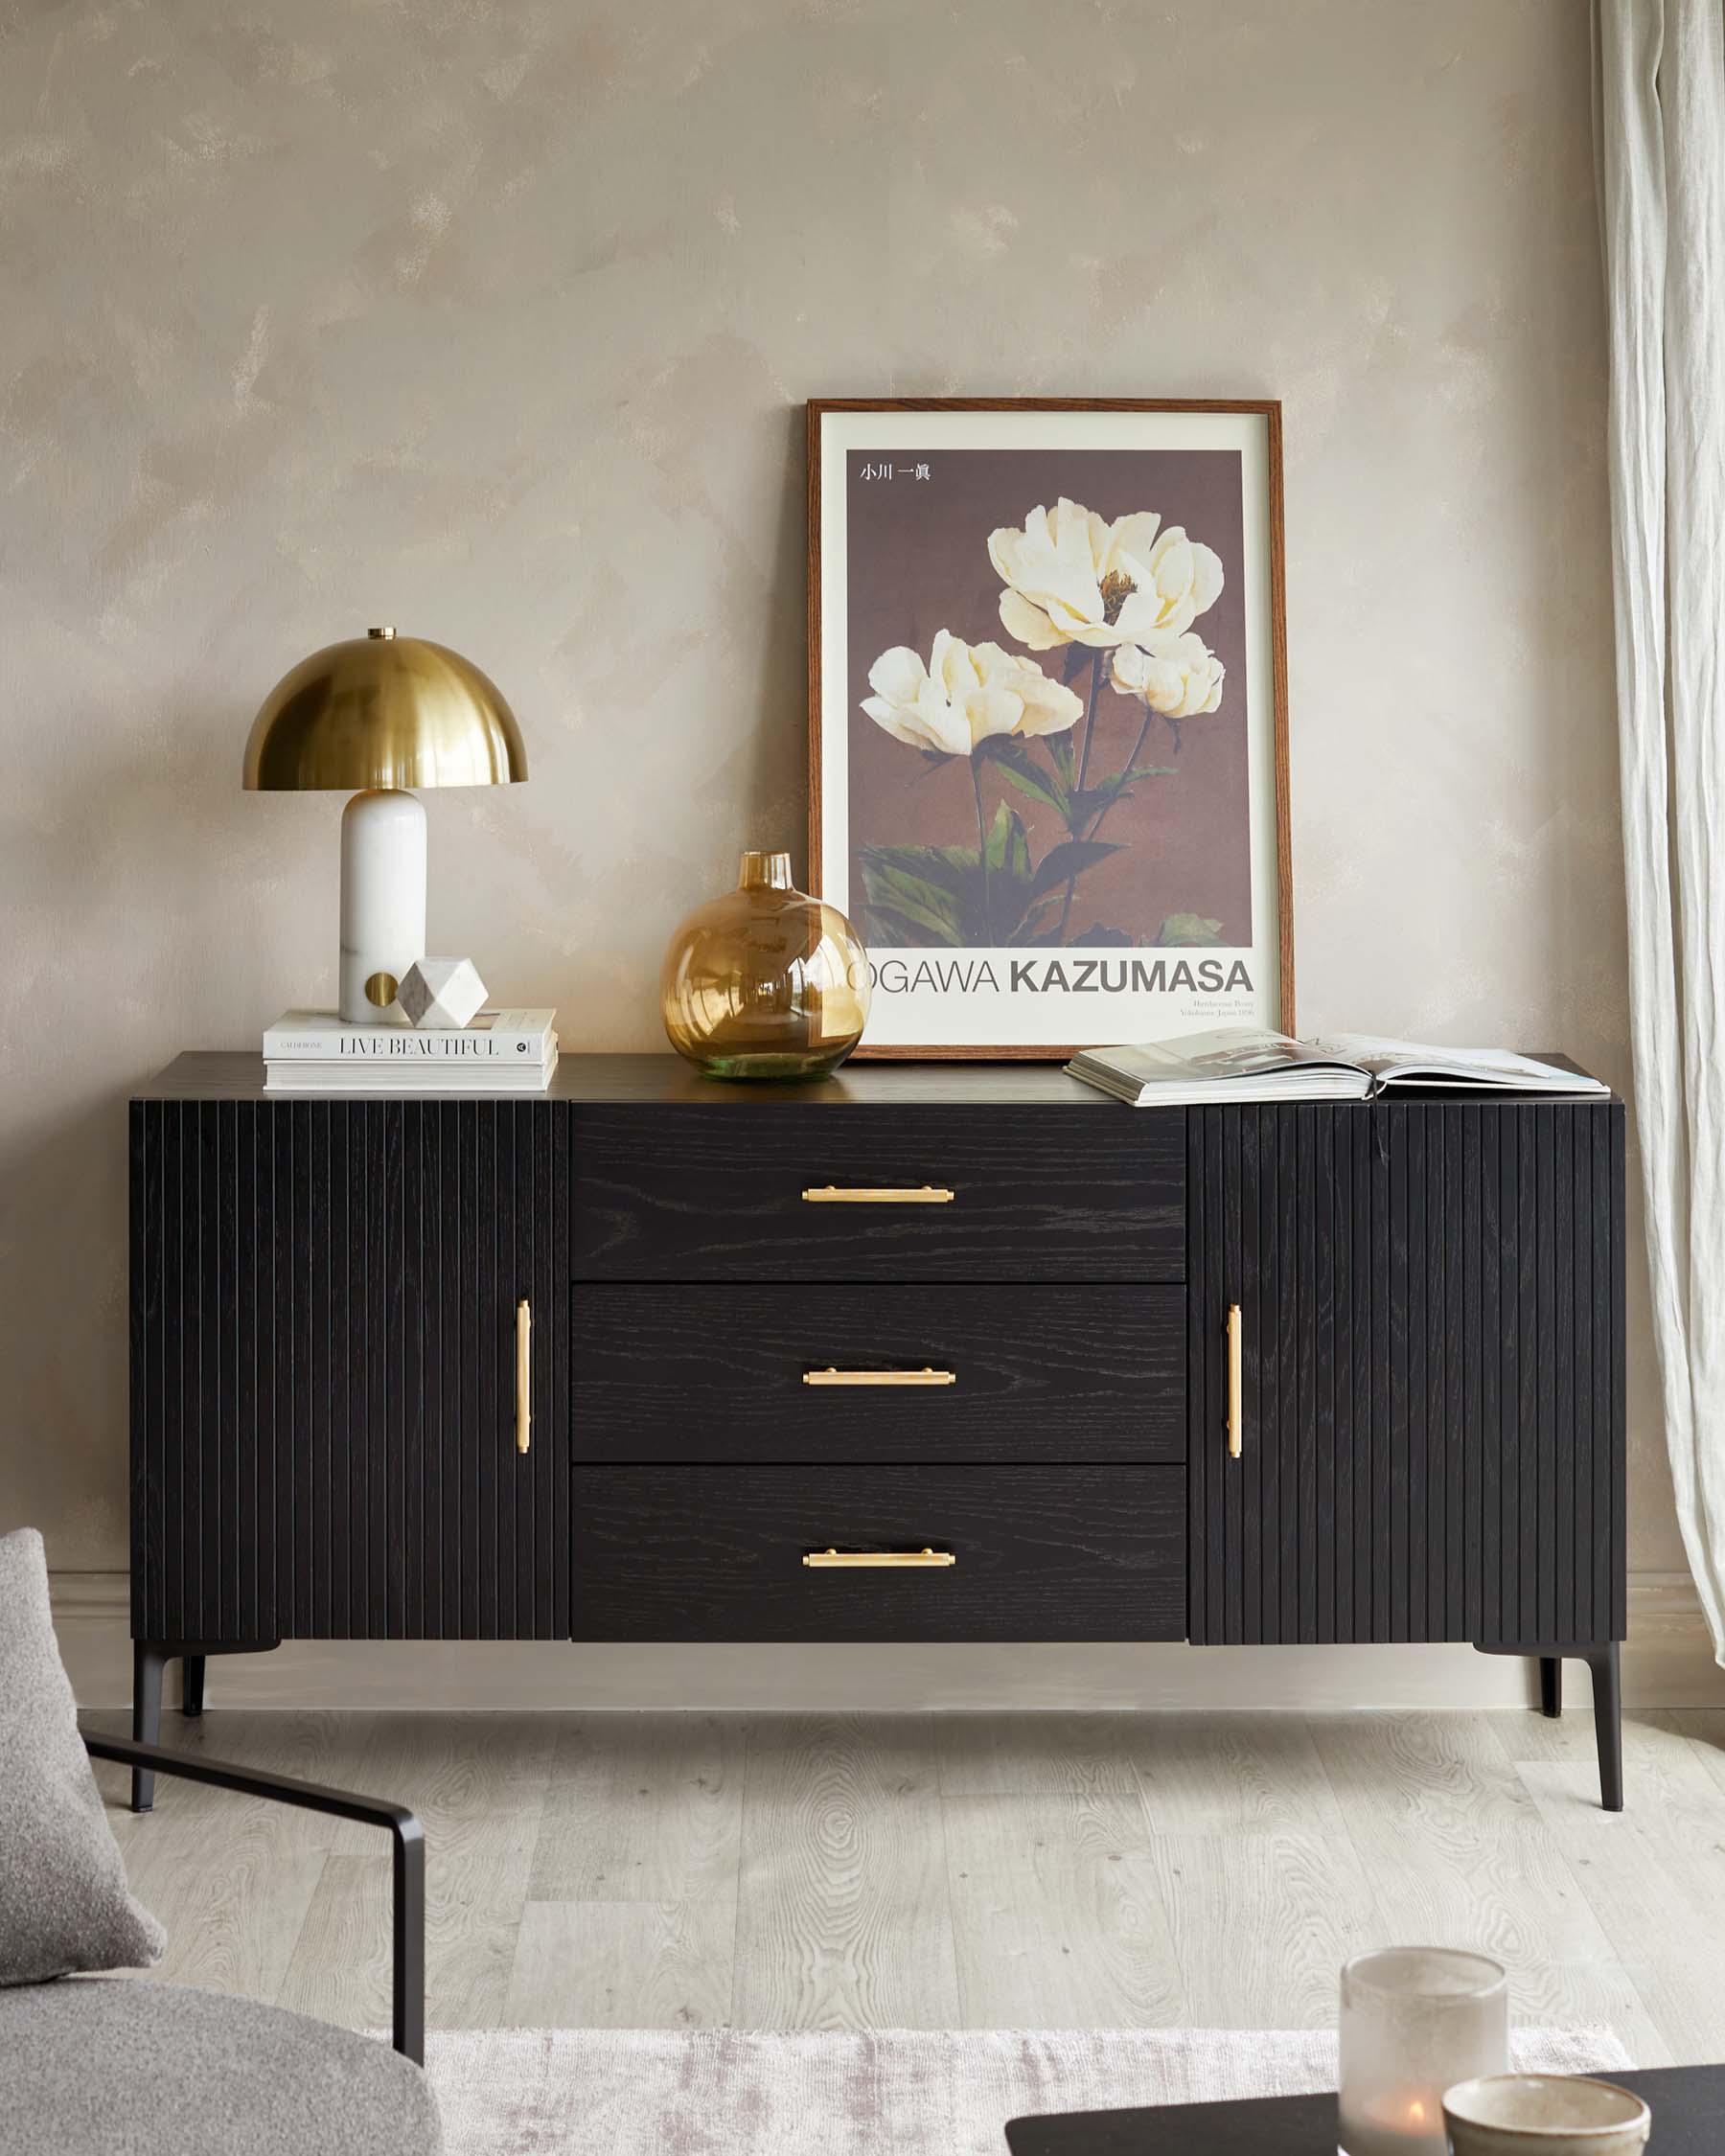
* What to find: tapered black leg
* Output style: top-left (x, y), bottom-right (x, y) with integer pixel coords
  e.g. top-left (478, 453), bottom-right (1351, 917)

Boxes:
top-left (182, 1655), bottom-right (206, 1717)
top-left (1474, 1640), bottom-right (1623, 1811)
top-left (393, 1816), bottom-right (426, 2063)
top-left (1586, 1641), bottom-right (1623, 1812)
top-left (130, 1642), bottom-right (165, 1812)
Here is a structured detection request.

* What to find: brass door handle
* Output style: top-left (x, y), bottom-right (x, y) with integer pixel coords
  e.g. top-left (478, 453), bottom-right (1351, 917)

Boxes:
top-left (802, 1367), bottom-right (956, 1388)
top-left (802, 1548), bottom-right (956, 1568)
top-left (1227, 1301), bottom-right (1242, 1459)
top-left (516, 1298), bottom-right (531, 1456)
top-left (801, 1185), bottom-right (955, 1204)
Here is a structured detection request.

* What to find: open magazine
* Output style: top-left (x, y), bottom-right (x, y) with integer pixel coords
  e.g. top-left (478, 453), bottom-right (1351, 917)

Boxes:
top-left (1066, 1027), bottom-right (1610, 1107)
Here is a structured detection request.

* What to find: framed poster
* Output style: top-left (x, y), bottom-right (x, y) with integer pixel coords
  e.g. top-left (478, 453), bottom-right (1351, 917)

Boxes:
top-left (808, 399), bottom-right (1292, 1059)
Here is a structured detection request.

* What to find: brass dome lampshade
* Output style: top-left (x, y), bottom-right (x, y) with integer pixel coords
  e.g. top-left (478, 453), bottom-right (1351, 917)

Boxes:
top-left (243, 628), bottom-right (526, 1022)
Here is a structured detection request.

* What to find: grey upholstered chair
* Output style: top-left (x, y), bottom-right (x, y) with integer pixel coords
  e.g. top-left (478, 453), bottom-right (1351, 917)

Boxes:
top-left (0, 1527), bottom-right (440, 2156)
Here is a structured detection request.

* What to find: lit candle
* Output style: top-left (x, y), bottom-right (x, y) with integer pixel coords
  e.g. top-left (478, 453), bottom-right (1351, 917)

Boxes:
top-left (1337, 1948), bottom-right (1508, 2156)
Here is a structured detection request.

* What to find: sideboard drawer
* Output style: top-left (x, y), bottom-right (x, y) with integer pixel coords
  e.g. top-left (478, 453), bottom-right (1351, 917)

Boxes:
top-left (570, 1284), bottom-right (1184, 1464)
top-left (569, 1464), bottom-right (1186, 1640)
top-left (568, 1106), bottom-right (1184, 1281)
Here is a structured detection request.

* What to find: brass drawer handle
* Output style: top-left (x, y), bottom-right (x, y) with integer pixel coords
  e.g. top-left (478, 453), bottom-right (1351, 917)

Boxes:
top-left (802, 1547), bottom-right (956, 1568)
top-left (802, 1366), bottom-right (956, 1388)
top-left (516, 1298), bottom-right (532, 1456)
top-left (1227, 1301), bottom-right (1242, 1460)
top-left (801, 1185), bottom-right (955, 1204)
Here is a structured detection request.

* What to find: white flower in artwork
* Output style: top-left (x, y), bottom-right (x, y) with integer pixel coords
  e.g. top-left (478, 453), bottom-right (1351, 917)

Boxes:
top-left (861, 630), bottom-right (1084, 756)
top-left (1111, 633), bottom-right (1227, 719)
top-left (987, 496), bottom-right (1224, 653)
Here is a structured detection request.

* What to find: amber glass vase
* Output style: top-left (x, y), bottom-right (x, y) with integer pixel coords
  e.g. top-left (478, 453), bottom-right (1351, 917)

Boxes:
top-left (660, 851), bottom-right (870, 1080)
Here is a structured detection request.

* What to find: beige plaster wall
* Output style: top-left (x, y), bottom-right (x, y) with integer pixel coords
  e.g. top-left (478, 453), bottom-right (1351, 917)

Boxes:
top-left (0, 0), bottom-right (1678, 1617)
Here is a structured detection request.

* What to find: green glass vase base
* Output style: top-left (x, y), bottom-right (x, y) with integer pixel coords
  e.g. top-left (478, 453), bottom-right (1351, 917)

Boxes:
top-left (697, 1050), bottom-right (847, 1082)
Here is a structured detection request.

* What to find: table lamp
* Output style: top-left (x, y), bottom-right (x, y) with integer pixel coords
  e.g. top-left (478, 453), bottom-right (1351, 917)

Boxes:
top-left (243, 627), bottom-right (527, 1022)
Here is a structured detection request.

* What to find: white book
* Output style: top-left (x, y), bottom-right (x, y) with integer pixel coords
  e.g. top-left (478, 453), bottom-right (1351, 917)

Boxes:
top-left (264, 1007), bottom-right (555, 1063)
top-left (264, 1046), bottom-right (559, 1094)
top-left (1066, 1026), bottom-right (1609, 1107)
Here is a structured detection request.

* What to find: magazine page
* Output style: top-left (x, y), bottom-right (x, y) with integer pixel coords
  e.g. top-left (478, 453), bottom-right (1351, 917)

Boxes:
top-left (1311, 1035), bottom-right (1607, 1093)
top-left (1100, 1025), bottom-right (1366, 1082)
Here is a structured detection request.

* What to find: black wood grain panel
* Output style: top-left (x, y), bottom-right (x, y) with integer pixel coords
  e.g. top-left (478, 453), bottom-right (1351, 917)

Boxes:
top-left (438, 1101), bottom-right (461, 1638)
top-left (215, 1101), bottom-right (239, 1640)
top-left (532, 1103), bottom-right (556, 1638)
top-left (1251, 1112), bottom-right (1259, 1647)
top-left (1554, 1107), bottom-right (1576, 1640)
top-left (1185, 1098), bottom-right (1623, 1646)
top-left (486, 1102), bottom-right (504, 1635)
top-left (552, 1101), bottom-right (571, 1638)
top-left (128, 1105), bottom-right (157, 1637)
top-left (1480, 1107), bottom-right (1502, 1640)
top-left (1276, 1109), bottom-right (1298, 1641)
top-left (570, 1285), bottom-right (1184, 1465)
top-left (1516, 1108), bottom-right (1539, 1640)
top-left (1611, 1104), bottom-right (1627, 1636)
top-left (304, 1100), bottom-right (329, 1637)
top-left (1332, 1107), bottom-right (1354, 1642)
top-left (1349, 1110), bottom-right (1371, 1638)
top-left (569, 1106), bottom-right (1184, 1283)
top-left (1576, 1110), bottom-right (1597, 1653)
top-left (1534, 1107), bottom-right (1555, 1640)
top-left (571, 1465), bottom-right (1186, 1642)
top-left (1460, 1109), bottom-right (1484, 1638)
top-left (1313, 1104), bottom-right (1334, 1644)
top-left (128, 1096), bottom-right (568, 1644)
top-left (159, 1102), bottom-right (185, 1638)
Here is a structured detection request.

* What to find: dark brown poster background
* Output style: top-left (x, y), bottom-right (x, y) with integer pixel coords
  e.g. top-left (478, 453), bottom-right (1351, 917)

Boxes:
top-left (844, 448), bottom-right (1251, 948)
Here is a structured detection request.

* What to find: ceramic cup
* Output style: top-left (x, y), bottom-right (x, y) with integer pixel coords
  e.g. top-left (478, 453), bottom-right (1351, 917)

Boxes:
top-left (1441, 2075), bottom-right (1650, 2156)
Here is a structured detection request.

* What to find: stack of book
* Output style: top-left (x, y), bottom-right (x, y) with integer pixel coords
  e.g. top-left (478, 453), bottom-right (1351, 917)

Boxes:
top-left (263, 1008), bottom-right (559, 1093)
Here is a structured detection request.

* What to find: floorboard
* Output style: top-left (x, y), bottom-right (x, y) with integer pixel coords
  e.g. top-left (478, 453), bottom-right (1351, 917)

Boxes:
top-left (91, 1708), bottom-right (1725, 2057)
top-left (730, 1714), bottom-right (962, 2030)
top-left (943, 1793), bottom-right (1184, 2026)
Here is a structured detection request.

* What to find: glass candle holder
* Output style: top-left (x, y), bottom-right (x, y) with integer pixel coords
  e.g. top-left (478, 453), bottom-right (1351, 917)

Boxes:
top-left (1338, 1948), bottom-right (1507, 2156)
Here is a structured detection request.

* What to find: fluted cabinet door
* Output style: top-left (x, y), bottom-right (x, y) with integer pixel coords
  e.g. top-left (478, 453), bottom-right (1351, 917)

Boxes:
top-left (1186, 1099), bottom-right (1624, 1647)
top-left (129, 1097), bottom-right (568, 1642)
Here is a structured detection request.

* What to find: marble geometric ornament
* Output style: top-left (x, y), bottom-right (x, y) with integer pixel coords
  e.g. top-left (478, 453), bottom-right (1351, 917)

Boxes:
top-left (399, 955), bottom-right (488, 1030)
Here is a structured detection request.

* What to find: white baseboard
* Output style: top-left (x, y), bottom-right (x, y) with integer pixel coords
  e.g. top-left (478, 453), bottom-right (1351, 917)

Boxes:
top-left (52, 1569), bottom-right (1725, 1712)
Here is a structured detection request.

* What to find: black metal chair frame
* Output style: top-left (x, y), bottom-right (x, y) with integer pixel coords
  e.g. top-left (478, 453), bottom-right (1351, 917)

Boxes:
top-left (81, 1732), bottom-right (426, 2065)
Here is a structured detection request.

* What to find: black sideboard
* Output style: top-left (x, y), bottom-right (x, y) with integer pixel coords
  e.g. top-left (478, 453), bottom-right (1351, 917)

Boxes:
top-left (128, 1053), bottom-right (1624, 1810)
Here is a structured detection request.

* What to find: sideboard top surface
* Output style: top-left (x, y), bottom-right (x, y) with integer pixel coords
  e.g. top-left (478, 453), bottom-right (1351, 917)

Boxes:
top-left (136, 1049), bottom-right (1617, 1108)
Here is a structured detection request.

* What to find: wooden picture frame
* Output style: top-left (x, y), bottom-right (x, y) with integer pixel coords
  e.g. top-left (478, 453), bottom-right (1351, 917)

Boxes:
top-left (808, 398), bottom-right (1293, 1060)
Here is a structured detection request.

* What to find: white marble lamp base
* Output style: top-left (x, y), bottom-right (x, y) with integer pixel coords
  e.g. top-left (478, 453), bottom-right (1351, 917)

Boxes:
top-left (339, 787), bottom-right (426, 1023)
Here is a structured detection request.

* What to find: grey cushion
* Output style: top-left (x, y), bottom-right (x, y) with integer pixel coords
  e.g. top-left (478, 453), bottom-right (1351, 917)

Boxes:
top-left (0, 1527), bottom-right (165, 1984)
top-left (0, 1976), bottom-right (441, 2155)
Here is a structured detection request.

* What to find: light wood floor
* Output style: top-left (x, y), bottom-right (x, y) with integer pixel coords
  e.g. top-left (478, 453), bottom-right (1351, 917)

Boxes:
top-left (83, 1707), bottom-right (1725, 2064)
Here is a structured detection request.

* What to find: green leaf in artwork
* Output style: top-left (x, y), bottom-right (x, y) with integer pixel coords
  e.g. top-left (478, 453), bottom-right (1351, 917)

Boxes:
top-left (858, 848), bottom-right (981, 946)
top-left (982, 737), bottom-right (1070, 816)
top-left (1068, 767), bottom-right (1177, 823)
top-left (1008, 893), bottom-right (1064, 946)
top-left (1154, 911), bottom-right (1229, 947)
top-left (984, 801), bottom-right (1033, 883)
top-left (1027, 839), bottom-right (1128, 901)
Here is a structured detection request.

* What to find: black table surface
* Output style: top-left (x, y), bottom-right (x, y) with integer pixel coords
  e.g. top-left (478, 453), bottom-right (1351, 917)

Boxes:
top-left (1005, 2065), bottom-right (1719, 2152)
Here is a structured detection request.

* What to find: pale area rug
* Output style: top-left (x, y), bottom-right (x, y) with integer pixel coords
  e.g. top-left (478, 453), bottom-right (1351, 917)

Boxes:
top-left (425, 2026), bottom-right (1631, 2155)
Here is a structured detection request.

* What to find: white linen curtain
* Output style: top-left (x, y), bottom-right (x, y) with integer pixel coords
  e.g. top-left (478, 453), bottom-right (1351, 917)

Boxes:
top-left (1595, 0), bottom-right (1725, 1658)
